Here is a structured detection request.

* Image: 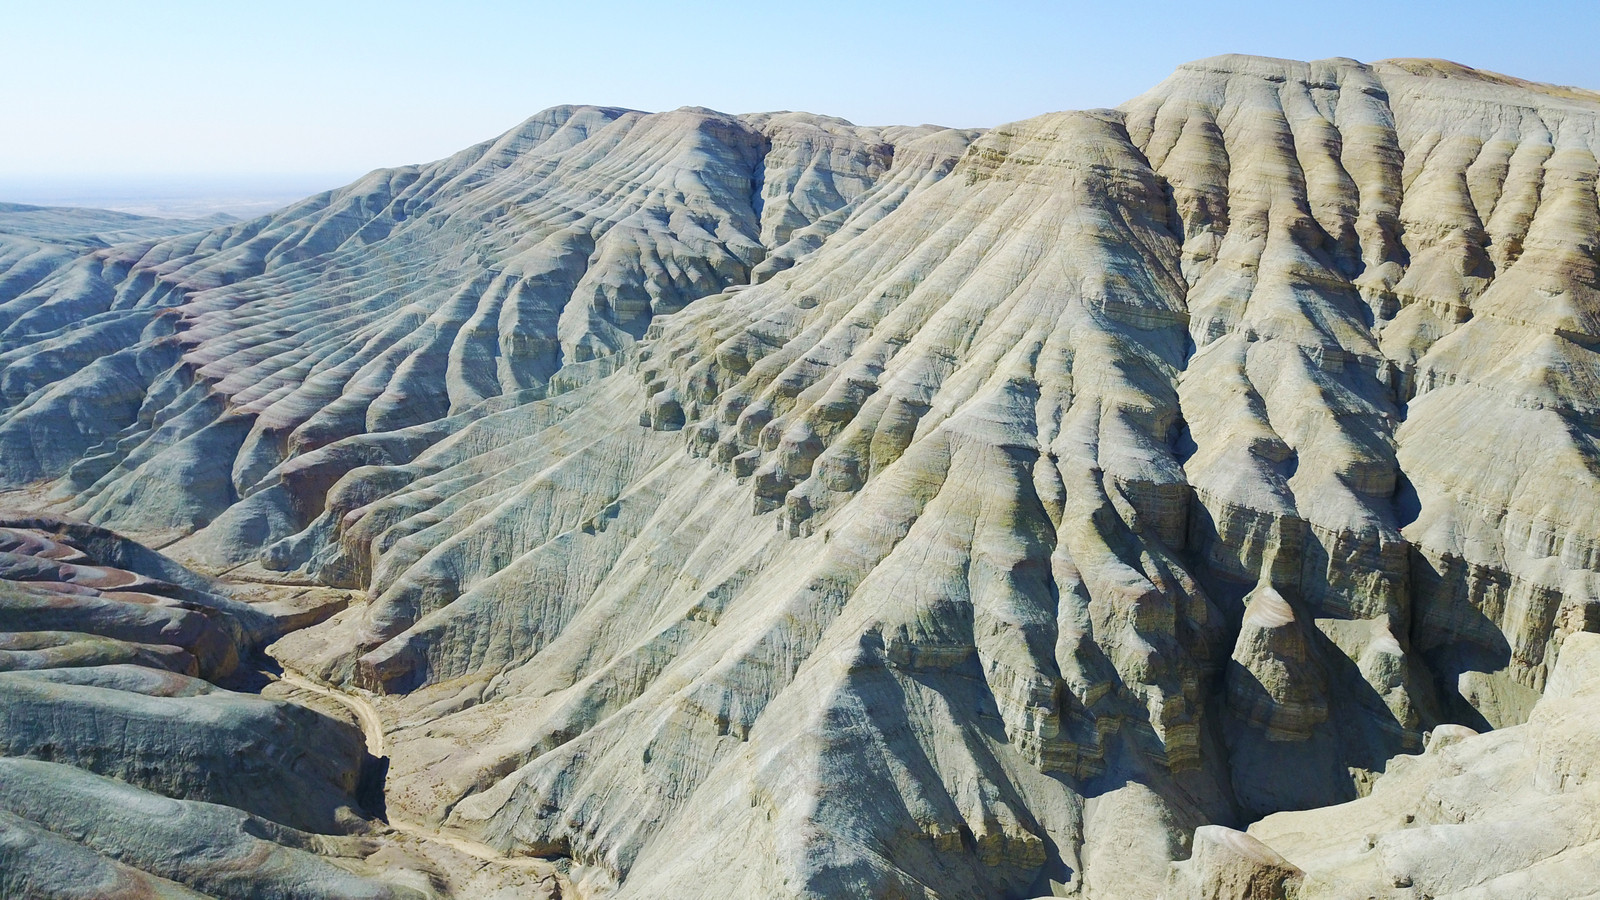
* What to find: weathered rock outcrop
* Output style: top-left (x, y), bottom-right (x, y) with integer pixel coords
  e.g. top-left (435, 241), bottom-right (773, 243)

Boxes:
top-left (2, 53), bottom-right (1599, 900)
top-left (1162, 825), bottom-right (1303, 900)
top-left (1248, 631), bottom-right (1600, 898)
top-left (0, 514), bottom-right (573, 897)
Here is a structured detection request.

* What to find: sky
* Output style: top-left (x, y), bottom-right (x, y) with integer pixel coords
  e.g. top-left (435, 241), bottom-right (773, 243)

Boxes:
top-left (5, 0), bottom-right (1599, 211)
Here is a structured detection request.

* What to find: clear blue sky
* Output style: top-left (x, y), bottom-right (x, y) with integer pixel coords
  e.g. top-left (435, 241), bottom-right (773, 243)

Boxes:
top-left (7, 0), bottom-right (1599, 186)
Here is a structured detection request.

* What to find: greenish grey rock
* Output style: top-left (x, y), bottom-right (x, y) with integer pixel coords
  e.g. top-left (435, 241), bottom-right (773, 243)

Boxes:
top-left (2, 53), bottom-right (1600, 900)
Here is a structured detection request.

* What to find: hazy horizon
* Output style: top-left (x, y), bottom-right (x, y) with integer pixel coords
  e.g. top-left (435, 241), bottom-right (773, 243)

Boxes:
top-left (0, 174), bottom-right (361, 219)
top-left (7, 0), bottom-right (1599, 218)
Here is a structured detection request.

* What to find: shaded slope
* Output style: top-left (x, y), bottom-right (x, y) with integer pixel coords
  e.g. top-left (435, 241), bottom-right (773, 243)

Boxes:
top-left (0, 54), bottom-right (1598, 900)
top-left (0, 108), bottom-right (977, 553)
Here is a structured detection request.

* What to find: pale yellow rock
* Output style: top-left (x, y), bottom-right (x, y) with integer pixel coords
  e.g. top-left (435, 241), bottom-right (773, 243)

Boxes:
top-left (0, 53), bottom-right (1598, 900)
top-left (1249, 633), bottom-right (1600, 899)
top-left (1162, 825), bottom-right (1303, 900)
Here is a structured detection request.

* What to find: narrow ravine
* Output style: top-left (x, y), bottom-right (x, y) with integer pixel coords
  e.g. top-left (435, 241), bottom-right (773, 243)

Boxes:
top-left (275, 666), bottom-right (572, 887)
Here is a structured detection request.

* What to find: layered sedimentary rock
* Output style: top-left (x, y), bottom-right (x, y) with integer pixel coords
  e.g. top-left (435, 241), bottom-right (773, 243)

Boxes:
top-left (0, 513), bottom-right (572, 898)
top-left (2, 54), bottom-right (1599, 899)
top-left (1246, 632), bottom-right (1600, 898)
top-left (0, 203), bottom-right (229, 321)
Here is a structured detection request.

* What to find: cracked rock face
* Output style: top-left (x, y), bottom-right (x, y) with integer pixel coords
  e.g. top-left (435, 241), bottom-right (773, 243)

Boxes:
top-left (2, 54), bottom-right (1600, 899)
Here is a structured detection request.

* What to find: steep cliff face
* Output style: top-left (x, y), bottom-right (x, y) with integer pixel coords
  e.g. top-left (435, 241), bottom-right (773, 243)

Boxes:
top-left (1119, 53), bottom-right (1600, 818)
top-left (2, 54), bottom-right (1598, 899)
top-left (1245, 632), bottom-right (1600, 900)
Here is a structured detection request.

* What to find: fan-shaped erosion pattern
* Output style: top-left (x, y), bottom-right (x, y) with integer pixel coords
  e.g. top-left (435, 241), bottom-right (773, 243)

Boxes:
top-left (2, 54), bottom-right (1600, 899)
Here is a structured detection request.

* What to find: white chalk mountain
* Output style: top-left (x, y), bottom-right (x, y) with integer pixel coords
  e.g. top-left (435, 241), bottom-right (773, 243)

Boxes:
top-left (2, 54), bottom-right (1600, 900)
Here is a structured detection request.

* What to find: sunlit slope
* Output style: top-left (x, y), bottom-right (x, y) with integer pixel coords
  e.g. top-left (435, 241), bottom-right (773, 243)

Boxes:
top-left (1, 54), bottom-right (1598, 900)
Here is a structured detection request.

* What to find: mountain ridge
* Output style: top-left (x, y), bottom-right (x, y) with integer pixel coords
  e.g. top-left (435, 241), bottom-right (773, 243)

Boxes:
top-left (1, 53), bottom-right (1599, 900)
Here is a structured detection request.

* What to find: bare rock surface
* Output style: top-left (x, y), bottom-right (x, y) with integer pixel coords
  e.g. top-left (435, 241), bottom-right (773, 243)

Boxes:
top-left (0, 203), bottom-right (227, 332)
top-left (1, 54), bottom-right (1599, 899)
top-left (0, 515), bottom-right (562, 897)
top-left (1161, 825), bottom-right (1302, 900)
top-left (1248, 632), bottom-right (1600, 898)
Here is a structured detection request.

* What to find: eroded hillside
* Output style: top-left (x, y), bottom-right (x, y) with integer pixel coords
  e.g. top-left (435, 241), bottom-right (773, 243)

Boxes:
top-left (2, 54), bottom-right (1599, 900)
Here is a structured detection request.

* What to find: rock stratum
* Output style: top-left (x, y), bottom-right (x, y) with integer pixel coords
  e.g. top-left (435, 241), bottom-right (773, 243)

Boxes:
top-left (2, 54), bottom-right (1599, 899)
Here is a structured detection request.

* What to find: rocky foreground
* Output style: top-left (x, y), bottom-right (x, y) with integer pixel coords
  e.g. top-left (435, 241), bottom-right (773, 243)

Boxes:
top-left (2, 54), bottom-right (1599, 899)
